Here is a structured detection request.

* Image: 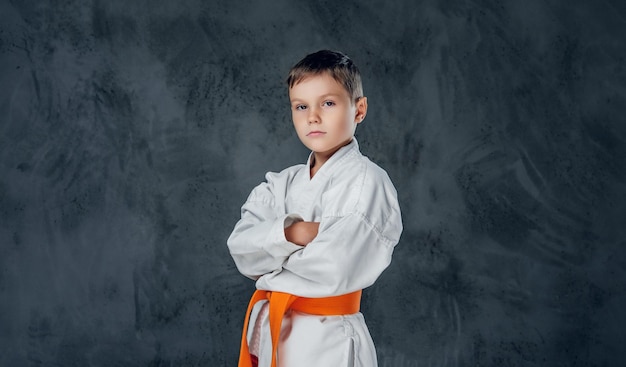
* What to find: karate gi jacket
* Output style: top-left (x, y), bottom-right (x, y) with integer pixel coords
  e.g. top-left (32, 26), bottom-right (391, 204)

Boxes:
top-left (228, 138), bottom-right (403, 367)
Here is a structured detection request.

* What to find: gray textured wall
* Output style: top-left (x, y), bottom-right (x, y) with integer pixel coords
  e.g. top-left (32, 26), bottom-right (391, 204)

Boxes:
top-left (1, 0), bottom-right (625, 366)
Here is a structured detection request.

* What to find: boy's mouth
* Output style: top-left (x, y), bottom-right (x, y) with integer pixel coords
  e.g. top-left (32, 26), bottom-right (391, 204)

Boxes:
top-left (307, 131), bottom-right (326, 137)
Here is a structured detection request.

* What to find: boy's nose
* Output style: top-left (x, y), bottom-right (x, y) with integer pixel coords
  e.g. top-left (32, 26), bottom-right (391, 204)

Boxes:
top-left (307, 109), bottom-right (321, 124)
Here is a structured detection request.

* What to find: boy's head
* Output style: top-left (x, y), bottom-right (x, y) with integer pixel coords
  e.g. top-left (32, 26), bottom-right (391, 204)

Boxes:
top-left (287, 50), bottom-right (363, 103)
top-left (287, 50), bottom-right (368, 164)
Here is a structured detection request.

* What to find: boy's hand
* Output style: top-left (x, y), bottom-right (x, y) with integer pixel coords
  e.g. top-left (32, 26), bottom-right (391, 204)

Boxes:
top-left (285, 221), bottom-right (320, 246)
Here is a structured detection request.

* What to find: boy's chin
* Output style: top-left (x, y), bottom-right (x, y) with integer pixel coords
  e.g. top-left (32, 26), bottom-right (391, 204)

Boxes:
top-left (298, 138), bottom-right (353, 155)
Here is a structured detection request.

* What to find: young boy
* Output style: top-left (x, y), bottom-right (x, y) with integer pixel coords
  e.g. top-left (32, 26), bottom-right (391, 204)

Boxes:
top-left (227, 50), bottom-right (403, 367)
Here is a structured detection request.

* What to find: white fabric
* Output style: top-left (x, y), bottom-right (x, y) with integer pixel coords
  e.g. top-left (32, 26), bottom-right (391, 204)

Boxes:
top-left (228, 138), bottom-right (403, 367)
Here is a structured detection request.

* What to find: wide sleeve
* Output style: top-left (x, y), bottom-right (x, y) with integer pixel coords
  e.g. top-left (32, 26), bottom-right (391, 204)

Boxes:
top-left (227, 173), bottom-right (304, 280)
top-left (255, 167), bottom-right (403, 297)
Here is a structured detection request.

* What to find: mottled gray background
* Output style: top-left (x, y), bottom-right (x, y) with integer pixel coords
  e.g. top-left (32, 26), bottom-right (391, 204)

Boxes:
top-left (1, 0), bottom-right (625, 366)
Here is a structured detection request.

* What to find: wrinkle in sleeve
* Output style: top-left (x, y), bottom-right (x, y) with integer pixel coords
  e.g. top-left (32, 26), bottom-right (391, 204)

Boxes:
top-left (227, 183), bottom-right (303, 280)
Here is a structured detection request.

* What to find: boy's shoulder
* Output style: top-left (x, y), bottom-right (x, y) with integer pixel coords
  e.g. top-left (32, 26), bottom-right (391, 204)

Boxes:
top-left (264, 163), bottom-right (305, 183)
top-left (246, 163), bottom-right (304, 203)
top-left (253, 163), bottom-right (305, 196)
top-left (324, 149), bottom-right (400, 231)
top-left (333, 148), bottom-right (395, 188)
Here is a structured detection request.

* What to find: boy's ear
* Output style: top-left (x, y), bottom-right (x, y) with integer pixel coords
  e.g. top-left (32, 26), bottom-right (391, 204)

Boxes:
top-left (355, 97), bottom-right (368, 124)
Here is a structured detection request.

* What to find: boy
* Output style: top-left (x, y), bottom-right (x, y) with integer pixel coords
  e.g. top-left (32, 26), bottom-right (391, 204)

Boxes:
top-left (227, 50), bottom-right (403, 367)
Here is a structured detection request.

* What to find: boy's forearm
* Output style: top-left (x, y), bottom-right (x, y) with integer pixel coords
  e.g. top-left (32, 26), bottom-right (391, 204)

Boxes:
top-left (285, 221), bottom-right (320, 246)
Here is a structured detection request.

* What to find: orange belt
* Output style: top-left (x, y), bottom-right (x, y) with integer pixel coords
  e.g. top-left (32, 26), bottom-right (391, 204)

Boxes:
top-left (237, 289), bottom-right (362, 367)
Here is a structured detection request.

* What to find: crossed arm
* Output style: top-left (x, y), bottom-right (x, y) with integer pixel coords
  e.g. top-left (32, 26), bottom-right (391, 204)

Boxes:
top-left (229, 168), bottom-right (402, 296)
top-left (284, 221), bottom-right (319, 246)
top-left (229, 203), bottom-right (400, 295)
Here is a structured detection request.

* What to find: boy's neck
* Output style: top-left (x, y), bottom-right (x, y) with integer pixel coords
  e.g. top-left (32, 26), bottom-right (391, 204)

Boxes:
top-left (309, 138), bottom-right (353, 178)
top-left (310, 153), bottom-right (330, 178)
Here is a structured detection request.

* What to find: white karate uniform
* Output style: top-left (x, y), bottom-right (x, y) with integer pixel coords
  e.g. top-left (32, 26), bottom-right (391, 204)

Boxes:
top-left (228, 138), bottom-right (402, 367)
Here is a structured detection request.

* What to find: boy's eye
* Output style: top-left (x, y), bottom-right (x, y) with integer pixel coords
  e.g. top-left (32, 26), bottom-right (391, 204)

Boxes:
top-left (295, 105), bottom-right (307, 111)
top-left (322, 101), bottom-right (335, 107)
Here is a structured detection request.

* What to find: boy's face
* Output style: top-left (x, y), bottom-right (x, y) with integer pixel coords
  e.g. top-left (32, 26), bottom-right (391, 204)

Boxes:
top-left (289, 73), bottom-right (367, 160)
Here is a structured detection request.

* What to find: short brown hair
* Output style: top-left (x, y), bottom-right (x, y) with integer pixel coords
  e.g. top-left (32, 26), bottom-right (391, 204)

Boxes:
top-left (287, 50), bottom-right (363, 102)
